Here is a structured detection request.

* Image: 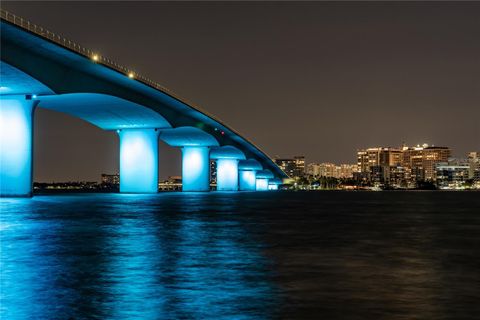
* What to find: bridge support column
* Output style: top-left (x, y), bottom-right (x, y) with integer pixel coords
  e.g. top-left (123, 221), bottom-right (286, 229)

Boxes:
top-left (118, 128), bottom-right (159, 193)
top-left (182, 146), bottom-right (210, 192)
top-left (238, 159), bottom-right (262, 191)
top-left (256, 178), bottom-right (269, 191)
top-left (216, 159), bottom-right (239, 191)
top-left (255, 170), bottom-right (274, 191)
top-left (239, 170), bottom-right (257, 191)
top-left (0, 97), bottom-right (37, 197)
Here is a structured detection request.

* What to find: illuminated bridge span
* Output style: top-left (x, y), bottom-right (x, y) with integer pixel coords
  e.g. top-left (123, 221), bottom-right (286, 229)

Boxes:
top-left (0, 10), bottom-right (286, 197)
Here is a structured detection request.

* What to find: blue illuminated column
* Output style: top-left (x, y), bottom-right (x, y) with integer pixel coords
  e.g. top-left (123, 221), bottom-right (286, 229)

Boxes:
top-left (216, 159), bottom-right (239, 191)
top-left (255, 170), bottom-right (274, 191)
top-left (182, 146), bottom-right (210, 192)
top-left (268, 184), bottom-right (279, 190)
top-left (159, 127), bottom-right (219, 192)
top-left (238, 159), bottom-right (262, 191)
top-left (239, 170), bottom-right (257, 191)
top-left (0, 97), bottom-right (38, 197)
top-left (210, 146), bottom-right (245, 191)
top-left (118, 128), bottom-right (159, 193)
top-left (256, 178), bottom-right (269, 191)
top-left (268, 178), bottom-right (282, 190)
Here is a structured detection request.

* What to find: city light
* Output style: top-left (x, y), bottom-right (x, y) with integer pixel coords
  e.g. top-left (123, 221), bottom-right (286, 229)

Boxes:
top-left (92, 54), bottom-right (99, 61)
top-left (128, 72), bottom-right (135, 79)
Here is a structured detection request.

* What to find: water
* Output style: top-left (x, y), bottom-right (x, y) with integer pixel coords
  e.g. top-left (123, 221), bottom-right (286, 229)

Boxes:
top-left (1, 191), bottom-right (479, 319)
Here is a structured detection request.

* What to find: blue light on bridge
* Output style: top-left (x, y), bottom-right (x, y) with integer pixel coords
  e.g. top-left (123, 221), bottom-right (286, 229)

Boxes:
top-left (268, 178), bottom-right (282, 191)
top-left (0, 98), bottom-right (36, 197)
top-left (182, 147), bottom-right (210, 192)
top-left (238, 159), bottom-right (263, 191)
top-left (118, 129), bottom-right (159, 193)
top-left (216, 159), bottom-right (239, 191)
top-left (256, 179), bottom-right (269, 191)
top-left (255, 170), bottom-right (274, 192)
top-left (210, 146), bottom-right (245, 192)
top-left (239, 170), bottom-right (256, 191)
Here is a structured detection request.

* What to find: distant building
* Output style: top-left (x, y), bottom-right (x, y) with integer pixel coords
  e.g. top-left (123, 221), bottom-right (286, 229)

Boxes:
top-left (356, 144), bottom-right (451, 187)
top-left (402, 144), bottom-right (451, 182)
top-left (294, 156), bottom-right (306, 177)
top-left (338, 164), bottom-right (358, 179)
top-left (319, 163), bottom-right (337, 177)
top-left (468, 152), bottom-right (480, 180)
top-left (436, 159), bottom-right (470, 189)
top-left (275, 156), bottom-right (305, 178)
top-left (306, 163), bottom-right (357, 179)
top-left (306, 163), bottom-right (321, 176)
top-left (158, 176), bottom-right (182, 191)
top-left (101, 173), bottom-right (119, 185)
top-left (357, 147), bottom-right (402, 186)
top-left (210, 160), bottom-right (217, 184)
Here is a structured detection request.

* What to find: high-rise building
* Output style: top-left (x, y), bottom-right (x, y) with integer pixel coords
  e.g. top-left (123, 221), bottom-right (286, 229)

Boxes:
top-left (357, 147), bottom-right (401, 171)
top-left (436, 159), bottom-right (470, 189)
top-left (468, 152), bottom-right (480, 180)
top-left (402, 144), bottom-right (451, 181)
top-left (275, 156), bottom-right (305, 178)
top-left (294, 156), bottom-right (306, 177)
top-left (357, 147), bottom-right (402, 186)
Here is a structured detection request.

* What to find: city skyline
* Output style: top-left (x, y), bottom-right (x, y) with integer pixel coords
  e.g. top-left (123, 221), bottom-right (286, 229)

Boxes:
top-left (2, 1), bottom-right (479, 181)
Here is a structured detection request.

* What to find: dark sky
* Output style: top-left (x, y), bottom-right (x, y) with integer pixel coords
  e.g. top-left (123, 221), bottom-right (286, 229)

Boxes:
top-left (2, 1), bottom-right (479, 182)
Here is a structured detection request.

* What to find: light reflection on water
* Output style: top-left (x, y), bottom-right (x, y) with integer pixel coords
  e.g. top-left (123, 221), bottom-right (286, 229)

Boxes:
top-left (1, 192), bottom-right (480, 319)
top-left (0, 194), bottom-right (278, 320)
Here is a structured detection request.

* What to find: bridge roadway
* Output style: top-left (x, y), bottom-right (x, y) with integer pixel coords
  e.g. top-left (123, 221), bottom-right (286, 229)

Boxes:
top-left (0, 10), bottom-right (286, 197)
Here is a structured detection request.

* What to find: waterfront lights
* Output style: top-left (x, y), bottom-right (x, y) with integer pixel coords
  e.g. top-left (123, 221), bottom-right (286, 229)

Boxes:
top-left (238, 159), bottom-right (262, 191)
top-left (128, 72), bottom-right (135, 79)
top-left (92, 54), bottom-right (99, 61)
top-left (118, 128), bottom-right (159, 193)
top-left (255, 170), bottom-right (274, 191)
top-left (0, 97), bottom-right (38, 196)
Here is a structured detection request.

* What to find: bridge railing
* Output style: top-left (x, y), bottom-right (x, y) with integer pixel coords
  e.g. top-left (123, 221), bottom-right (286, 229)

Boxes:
top-left (0, 9), bottom-right (189, 104)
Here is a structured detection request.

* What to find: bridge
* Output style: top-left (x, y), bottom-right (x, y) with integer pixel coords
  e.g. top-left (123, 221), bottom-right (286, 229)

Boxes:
top-left (0, 10), bottom-right (286, 197)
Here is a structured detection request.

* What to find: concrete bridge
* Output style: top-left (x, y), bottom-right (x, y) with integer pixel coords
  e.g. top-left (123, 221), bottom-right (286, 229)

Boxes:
top-left (0, 10), bottom-right (286, 197)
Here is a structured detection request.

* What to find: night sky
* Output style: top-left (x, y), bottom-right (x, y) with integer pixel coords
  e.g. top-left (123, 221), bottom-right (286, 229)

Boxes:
top-left (2, 1), bottom-right (479, 182)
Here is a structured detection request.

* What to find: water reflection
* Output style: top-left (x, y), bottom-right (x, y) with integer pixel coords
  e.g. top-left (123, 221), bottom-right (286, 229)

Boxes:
top-left (2, 192), bottom-right (479, 319)
top-left (0, 194), bottom-right (277, 320)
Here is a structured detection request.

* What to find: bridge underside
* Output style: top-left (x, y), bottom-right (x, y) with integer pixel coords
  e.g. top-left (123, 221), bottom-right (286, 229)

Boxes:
top-left (0, 17), bottom-right (286, 196)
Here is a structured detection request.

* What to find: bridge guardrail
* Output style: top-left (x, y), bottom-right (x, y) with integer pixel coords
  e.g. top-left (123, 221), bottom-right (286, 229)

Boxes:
top-left (0, 9), bottom-right (205, 114)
